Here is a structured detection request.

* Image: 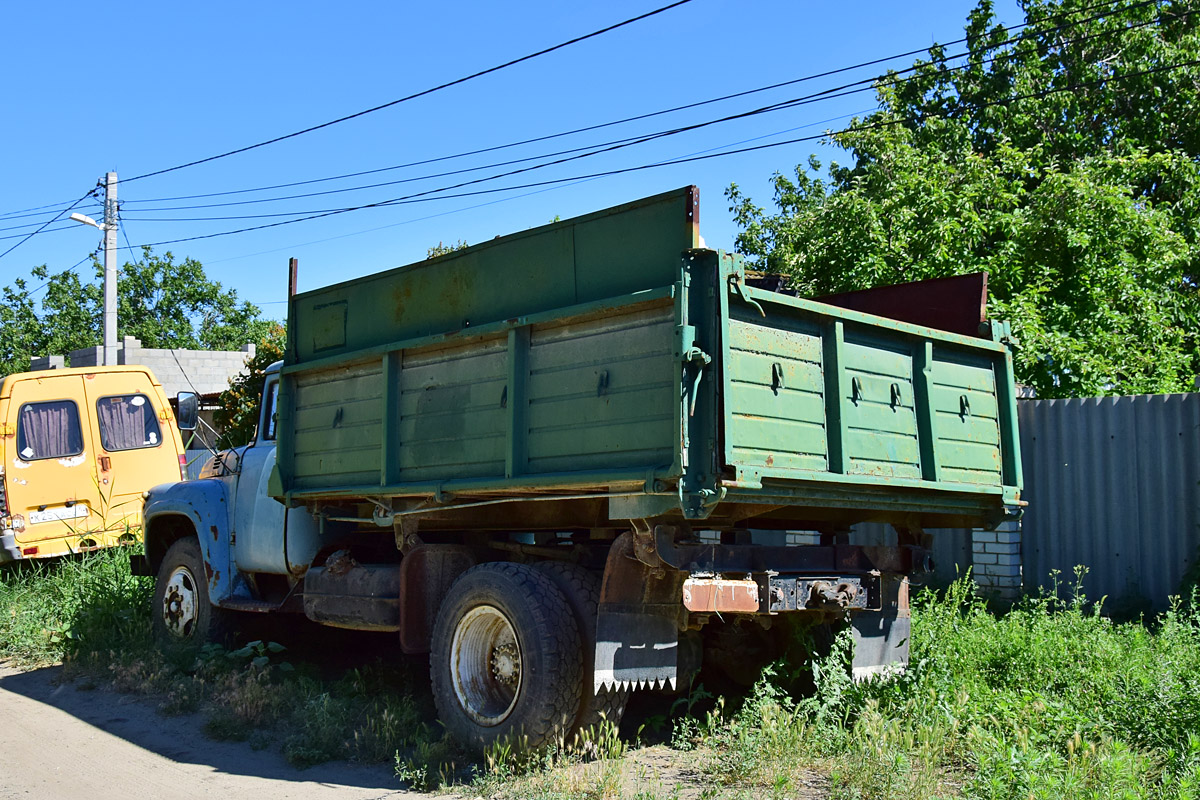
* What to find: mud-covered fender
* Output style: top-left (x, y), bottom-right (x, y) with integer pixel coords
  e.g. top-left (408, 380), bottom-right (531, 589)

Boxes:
top-left (142, 478), bottom-right (244, 604)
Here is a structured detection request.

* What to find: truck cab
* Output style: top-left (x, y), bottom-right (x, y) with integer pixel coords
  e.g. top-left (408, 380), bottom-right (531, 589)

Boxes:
top-left (138, 362), bottom-right (320, 619)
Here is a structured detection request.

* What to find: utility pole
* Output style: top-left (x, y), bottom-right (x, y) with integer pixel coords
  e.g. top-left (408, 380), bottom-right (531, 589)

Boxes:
top-left (102, 172), bottom-right (118, 367)
top-left (69, 172), bottom-right (119, 366)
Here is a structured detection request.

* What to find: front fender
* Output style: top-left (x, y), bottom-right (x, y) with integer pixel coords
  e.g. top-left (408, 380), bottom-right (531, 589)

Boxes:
top-left (143, 478), bottom-right (243, 604)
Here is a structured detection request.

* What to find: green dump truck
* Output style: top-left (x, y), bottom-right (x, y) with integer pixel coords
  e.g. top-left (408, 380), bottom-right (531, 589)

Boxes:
top-left (139, 187), bottom-right (1022, 752)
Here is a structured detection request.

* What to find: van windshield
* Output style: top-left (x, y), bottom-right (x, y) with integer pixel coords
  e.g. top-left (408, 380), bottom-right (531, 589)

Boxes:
top-left (97, 394), bottom-right (163, 451)
top-left (17, 400), bottom-right (84, 461)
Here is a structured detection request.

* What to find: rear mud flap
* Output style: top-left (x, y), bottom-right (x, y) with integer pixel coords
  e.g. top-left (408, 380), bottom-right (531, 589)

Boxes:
top-left (594, 610), bottom-right (679, 692)
top-left (850, 575), bottom-right (911, 679)
top-left (593, 532), bottom-right (686, 693)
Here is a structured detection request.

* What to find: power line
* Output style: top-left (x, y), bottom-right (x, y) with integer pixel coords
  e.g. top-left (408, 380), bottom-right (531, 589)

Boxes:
top-left (0, 204), bottom-right (104, 233)
top-left (21, 253), bottom-right (98, 299)
top-left (0, 201), bottom-right (105, 224)
top-left (120, 6), bottom-right (1181, 226)
top-left (0, 190), bottom-right (98, 262)
top-left (120, 55), bottom-right (1200, 251)
top-left (119, 0), bottom-right (1169, 222)
top-left (121, 0), bottom-right (697, 184)
top-left (120, 0), bottom-right (1161, 210)
top-left (167, 110), bottom-right (870, 267)
top-left (0, 198), bottom-right (94, 221)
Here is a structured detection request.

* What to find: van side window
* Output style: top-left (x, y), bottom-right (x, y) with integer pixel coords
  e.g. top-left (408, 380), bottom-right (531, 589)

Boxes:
top-left (262, 380), bottom-right (279, 441)
top-left (96, 394), bottom-right (163, 451)
top-left (16, 400), bottom-right (84, 461)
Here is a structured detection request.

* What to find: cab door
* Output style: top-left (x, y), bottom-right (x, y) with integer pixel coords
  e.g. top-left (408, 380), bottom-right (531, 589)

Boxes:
top-left (5, 375), bottom-right (104, 547)
top-left (80, 371), bottom-right (180, 533)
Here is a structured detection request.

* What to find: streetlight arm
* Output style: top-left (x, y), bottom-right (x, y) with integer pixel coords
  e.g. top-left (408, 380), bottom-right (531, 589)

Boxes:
top-left (69, 212), bottom-right (107, 230)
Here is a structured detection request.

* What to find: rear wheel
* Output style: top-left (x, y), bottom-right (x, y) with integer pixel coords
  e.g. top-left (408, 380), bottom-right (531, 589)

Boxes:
top-left (151, 537), bottom-right (232, 647)
top-left (430, 562), bottom-right (582, 753)
top-left (533, 561), bottom-right (630, 737)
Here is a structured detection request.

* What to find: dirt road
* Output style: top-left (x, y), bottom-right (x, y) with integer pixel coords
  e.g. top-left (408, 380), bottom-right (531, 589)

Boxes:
top-left (0, 664), bottom-right (416, 800)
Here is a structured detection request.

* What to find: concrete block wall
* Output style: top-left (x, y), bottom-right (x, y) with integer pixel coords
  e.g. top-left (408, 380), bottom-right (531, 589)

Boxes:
top-left (28, 355), bottom-right (65, 371)
top-left (972, 519), bottom-right (1022, 598)
top-left (35, 337), bottom-right (255, 399)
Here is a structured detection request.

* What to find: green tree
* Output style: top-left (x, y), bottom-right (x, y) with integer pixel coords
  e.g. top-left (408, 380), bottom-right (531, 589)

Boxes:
top-left (214, 322), bottom-right (287, 446)
top-left (727, 0), bottom-right (1200, 398)
top-left (0, 247), bottom-right (275, 375)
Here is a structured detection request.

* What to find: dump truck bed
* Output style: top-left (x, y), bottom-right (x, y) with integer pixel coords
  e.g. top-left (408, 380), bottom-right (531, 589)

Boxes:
top-left (275, 187), bottom-right (1021, 531)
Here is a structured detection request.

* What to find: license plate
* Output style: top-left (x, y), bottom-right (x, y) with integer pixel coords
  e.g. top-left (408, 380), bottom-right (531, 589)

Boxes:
top-left (28, 505), bottom-right (90, 525)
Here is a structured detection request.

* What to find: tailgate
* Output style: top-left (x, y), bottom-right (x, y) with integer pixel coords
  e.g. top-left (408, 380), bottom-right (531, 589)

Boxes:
top-left (715, 256), bottom-right (1022, 505)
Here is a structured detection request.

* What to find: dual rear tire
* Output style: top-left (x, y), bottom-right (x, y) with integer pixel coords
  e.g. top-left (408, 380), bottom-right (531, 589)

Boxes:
top-left (429, 560), bottom-right (630, 753)
top-left (430, 562), bottom-right (583, 752)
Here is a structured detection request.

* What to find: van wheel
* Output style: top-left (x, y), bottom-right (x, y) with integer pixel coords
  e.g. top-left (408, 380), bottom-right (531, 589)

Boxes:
top-left (533, 561), bottom-right (630, 737)
top-left (430, 562), bottom-right (581, 753)
top-left (152, 537), bottom-right (232, 647)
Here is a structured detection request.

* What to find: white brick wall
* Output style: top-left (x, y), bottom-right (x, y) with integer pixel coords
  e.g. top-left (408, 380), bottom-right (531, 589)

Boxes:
top-left (972, 520), bottom-right (1022, 598)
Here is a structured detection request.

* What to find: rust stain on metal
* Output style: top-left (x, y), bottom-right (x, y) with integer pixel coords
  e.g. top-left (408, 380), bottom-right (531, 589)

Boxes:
top-left (210, 525), bottom-right (219, 541)
top-left (898, 578), bottom-right (911, 619)
top-left (765, 454), bottom-right (774, 467)
top-left (682, 577), bottom-right (759, 613)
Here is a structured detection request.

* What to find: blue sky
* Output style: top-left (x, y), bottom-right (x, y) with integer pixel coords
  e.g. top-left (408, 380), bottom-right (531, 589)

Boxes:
top-left (2, 0), bottom-right (1022, 322)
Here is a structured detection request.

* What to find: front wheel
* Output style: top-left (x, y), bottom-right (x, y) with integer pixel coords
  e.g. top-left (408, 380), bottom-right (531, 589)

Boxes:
top-left (430, 562), bottom-right (582, 753)
top-left (151, 537), bottom-right (231, 647)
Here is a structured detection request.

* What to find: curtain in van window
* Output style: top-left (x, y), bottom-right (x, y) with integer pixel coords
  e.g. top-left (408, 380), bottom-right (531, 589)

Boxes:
top-left (96, 395), bottom-right (162, 451)
top-left (16, 401), bottom-right (84, 460)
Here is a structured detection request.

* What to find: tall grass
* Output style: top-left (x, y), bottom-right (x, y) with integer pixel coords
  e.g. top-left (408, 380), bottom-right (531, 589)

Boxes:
top-left (686, 571), bottom-right (1200, 800)
top-left (7, 553), bottom-right (1200, 798)
top-left (0, 547), bottom-right (150, 667)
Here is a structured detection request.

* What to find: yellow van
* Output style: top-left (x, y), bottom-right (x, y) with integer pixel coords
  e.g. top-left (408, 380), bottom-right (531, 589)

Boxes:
top-left (0, 365), bottom-right (197, 562)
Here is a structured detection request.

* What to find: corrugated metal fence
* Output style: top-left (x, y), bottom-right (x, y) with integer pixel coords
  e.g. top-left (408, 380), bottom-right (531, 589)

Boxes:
top-left (1019, 394), bottom-right (1200, 608)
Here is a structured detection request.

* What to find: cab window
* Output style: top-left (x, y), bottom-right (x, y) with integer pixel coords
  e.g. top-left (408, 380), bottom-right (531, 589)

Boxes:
top-left (96, 394), bottom-right (163, 451)
top-left (261, 379), bottom-right (279, 441)
top-left (16, 400), bottom-right (84, 461)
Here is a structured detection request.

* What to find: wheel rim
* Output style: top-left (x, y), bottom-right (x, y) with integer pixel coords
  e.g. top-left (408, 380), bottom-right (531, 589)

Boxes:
top-left (162, 565), bottom-right (199, 638)
top-left (450, 604), bottom-right (522, 726)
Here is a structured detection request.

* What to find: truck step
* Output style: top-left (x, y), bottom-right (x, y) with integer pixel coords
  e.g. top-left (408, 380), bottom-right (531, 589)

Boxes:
top-left (219, 598), bottom-right (280, 614)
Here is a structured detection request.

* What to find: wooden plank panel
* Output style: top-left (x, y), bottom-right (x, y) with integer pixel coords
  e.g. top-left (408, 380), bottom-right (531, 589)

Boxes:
top-left (728, 415), bottom-right (828, 458)
top-left (727, 351), bottom-right (824, 392)
top-left (931, 385), bottom-right (1000, 420)
top-left (727, 382), bottom-right (826, 424)
top-left (528, 418), bottom-right (673, 460)
top-left (729, 447), bottom-right (828, 472)
top-left (726, 321), bottom-right (823, 364)
top-left (931, 355), bottom-right (997, 394)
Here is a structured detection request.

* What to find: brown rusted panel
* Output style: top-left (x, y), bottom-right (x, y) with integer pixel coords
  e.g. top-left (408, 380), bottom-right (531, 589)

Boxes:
top-left (816, 272), bottom-right (989, 339)
top-left (682, 577), bottom-right (759, 613)
top-left (398, 545), bottom-right (477, 654)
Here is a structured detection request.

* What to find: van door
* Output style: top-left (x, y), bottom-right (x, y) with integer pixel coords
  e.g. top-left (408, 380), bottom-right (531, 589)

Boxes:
top-left (4, 375), bottom-right (104, 549)
top-left (81, 371), bottom-right (180, 534)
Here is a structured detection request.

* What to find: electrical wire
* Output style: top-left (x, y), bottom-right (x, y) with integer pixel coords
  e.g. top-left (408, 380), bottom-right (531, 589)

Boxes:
top-left (0, 190), bottom-right (99, 262)
top-left (0, 202), bottom-right (105, 224)
top-left (120, 54), bottom-right (1200, 250)
top-left (0, 0), bottom-right (1165, 223)
top-left (20, 252), bottom-right (98, 299)
top-left (210, 107), bottom-right (868, 267)
top-left (120, 0), bottom-right (697, 184)
top-left (119, 0), bottom-right (1172, 220)
top-left (120, 6), bottom-right (1188, 226)
top-left (119, 0), bottom-right (1164, 210)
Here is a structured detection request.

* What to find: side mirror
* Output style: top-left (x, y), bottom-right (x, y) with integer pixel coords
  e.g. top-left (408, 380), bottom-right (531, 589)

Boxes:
top-left (176, 391), bottom-right (199, 431)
